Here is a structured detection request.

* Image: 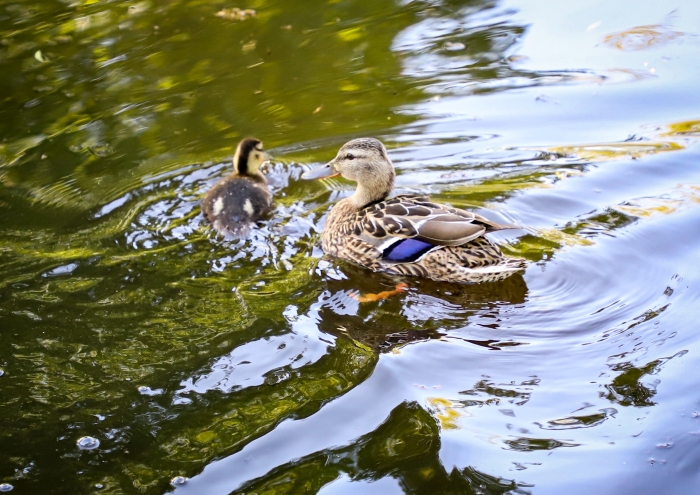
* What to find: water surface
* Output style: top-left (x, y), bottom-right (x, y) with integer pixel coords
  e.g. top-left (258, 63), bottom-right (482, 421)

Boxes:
top-left (1, 0), bottom-right (700, 493)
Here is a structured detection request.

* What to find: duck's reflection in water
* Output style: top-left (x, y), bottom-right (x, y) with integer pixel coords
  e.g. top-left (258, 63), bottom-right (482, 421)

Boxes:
top-left (173, 265), bottom-right (531, 495)
top-left (314, 261), bottom-right (528, 352)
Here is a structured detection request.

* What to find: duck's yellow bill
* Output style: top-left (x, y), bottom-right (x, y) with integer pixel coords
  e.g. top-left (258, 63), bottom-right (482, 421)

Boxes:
top-left (302, 163), bottom-right (339, 180)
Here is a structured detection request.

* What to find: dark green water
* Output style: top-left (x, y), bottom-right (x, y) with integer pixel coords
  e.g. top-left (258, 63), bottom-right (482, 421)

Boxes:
top-left (1, 0), bottom-right (700, 493)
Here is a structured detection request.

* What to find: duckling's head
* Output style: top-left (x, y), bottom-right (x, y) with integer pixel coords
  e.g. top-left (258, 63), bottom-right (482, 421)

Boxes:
top-left (303, 138), bottom-right (395, 206)
top-left (234, 138), bottom-right (268, 176)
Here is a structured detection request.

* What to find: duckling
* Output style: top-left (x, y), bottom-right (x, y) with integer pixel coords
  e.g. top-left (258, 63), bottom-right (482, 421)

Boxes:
top-left (302, 138), bottom-right (525, 283)
top-left (202, 137), bottom-right (272, 237)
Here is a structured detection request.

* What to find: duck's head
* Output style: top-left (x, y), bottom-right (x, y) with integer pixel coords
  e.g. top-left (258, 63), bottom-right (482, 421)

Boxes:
top-left (302, 138), bottom-right (395, 206)
top-left (234, 138), bottom-right (269, 176)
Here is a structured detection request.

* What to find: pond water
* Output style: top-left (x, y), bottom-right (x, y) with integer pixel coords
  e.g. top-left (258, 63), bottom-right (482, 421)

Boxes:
top-left (1, 0), bottom-right (700, 493)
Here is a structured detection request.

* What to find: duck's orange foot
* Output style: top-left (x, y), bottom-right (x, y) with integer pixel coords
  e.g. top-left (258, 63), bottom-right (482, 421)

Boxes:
top-left (349, 283), bottom-right (408, 303)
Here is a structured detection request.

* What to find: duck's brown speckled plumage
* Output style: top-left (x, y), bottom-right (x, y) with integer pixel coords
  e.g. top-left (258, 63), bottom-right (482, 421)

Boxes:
top-left (304, 138), bottom-right (525, 283)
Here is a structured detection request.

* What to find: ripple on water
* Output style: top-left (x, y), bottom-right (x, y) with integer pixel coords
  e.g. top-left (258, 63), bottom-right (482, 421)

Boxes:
top-left (539, 407), bottom-right (618, 430)
top-left (104, 160), bottom-right (318, 282)
top-left (175, 310), bottom-right (334, 397)
top-left (2, 0), bottom-right (700, 492)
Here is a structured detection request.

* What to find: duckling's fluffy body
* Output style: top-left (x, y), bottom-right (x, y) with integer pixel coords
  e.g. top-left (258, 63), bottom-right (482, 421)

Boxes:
top-left (202, 138), bottom-right (272, 236)
top-left (303, 138), bottom-right (525, 283)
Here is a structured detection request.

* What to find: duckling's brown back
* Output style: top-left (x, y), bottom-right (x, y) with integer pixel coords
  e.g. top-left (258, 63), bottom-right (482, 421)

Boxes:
top-left (202, 176), bottom-right (272, 237)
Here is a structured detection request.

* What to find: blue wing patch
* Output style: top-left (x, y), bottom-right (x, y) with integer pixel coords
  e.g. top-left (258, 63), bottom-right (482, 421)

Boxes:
top-left (382, 238), bottom-right (435, 262)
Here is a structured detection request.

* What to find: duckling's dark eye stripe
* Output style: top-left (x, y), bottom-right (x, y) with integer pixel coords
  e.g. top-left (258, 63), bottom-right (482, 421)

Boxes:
top-left (237, 138), bottom-right (262, 174)
top-left (238, 152), bottom-right (248, 174)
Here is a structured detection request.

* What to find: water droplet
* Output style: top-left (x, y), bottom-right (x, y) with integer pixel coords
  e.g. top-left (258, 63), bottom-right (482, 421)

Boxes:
top-left (0, 484), bottom-right (13, 492)
top-left (88, 142), bottom-right (115, 158)
top-left (69, 143), bottom-right (84, 153)
top-left (444, 41), bottom-right (466, 51)
top-left (170, 476), bottom-right (188, 486)
top-left (137, 386), bottom-right (163, 396)
top-left (95, 484), bottom-right (104, 489)
top-left (172, 396), bottom-right (192, 405)
top-left (77, 436), bottom-right (100, 450)
top-left (0, 369), bottom-right (4, 377)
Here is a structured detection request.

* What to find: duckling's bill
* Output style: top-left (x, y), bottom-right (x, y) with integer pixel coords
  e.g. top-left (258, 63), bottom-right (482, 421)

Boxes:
top-left (302, 162), bottom-right (339, 180)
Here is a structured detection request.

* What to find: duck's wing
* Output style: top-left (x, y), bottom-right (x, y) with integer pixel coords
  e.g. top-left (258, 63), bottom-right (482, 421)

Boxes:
top-left (354, 195), bottom-right (514, 263)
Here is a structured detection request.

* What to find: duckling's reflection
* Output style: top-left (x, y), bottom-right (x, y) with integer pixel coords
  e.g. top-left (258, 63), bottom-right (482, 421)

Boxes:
top-left (313, 261), bottom-right (528, 352)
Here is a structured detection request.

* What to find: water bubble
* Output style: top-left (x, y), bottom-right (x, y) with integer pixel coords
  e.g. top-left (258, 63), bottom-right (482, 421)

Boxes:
top-left (44, 263), bottom-right (78, 277)
top-left (88, 142), bottom-right (115, 158)
top-left (0, 369), bottom-right (4, 377)
top-left (0, 484), bottom-right (13, 492)
top-left (53, 35), bottom-right (73, 44)
top-left (172, 396), bottom-right (192, 405)
top-left (137, 386), bottom-right (163, 396)
top-left (76, 436), bottom-right (100, 450)
top-left (95, 484), bottom-right (104, 489)
top-left (170, 476), bottom-right (188, 486)
top-left (444, 41), bottom-right (466, 51)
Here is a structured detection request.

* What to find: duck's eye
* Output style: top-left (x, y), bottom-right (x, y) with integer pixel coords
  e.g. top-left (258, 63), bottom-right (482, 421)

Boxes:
top-left (346, 153), bottom-right (354, 160)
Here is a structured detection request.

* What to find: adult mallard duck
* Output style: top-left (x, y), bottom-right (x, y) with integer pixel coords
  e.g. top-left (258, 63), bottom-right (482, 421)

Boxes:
top-left (202, 137), bottom-right (272, 237)
top-left (302, 138), bottom-right (525, 283)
